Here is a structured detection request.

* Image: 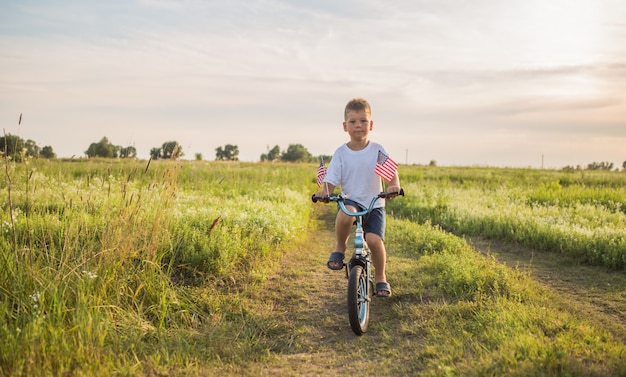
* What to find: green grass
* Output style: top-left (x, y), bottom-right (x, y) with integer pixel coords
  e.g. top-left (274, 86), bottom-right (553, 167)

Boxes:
top-left (386, 217), bottom-right (626, 376)
top-left (389, 166), bottom-right (626, 269)
top-left (1, 161), bottom-right (625, 375)
top-left (0, 158), bottom-right (314, 375)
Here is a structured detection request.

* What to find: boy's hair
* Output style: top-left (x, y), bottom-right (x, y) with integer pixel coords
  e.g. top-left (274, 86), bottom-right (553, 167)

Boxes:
top-left (344, 98), bottom-right (371, 120)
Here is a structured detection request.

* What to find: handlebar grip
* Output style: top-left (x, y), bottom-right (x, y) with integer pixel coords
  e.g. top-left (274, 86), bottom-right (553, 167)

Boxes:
top-left (312, 194), bottom-right (332, 203)
top-left (380, 188), bottom-right (405, 198)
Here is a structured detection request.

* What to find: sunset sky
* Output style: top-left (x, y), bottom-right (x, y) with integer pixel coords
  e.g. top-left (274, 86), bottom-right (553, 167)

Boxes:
top-left (1, 0), bottom-right (625, 168)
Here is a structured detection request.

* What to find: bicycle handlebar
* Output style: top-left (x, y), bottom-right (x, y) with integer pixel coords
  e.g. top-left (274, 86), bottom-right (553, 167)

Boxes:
top-left (312, 188), bottom-right (404, 204)
top-left (311, 189), bottom-right (405, 218)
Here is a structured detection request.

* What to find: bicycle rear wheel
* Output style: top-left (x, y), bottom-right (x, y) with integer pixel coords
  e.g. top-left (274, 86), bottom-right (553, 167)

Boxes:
top-left (347, 264), bottom-right (371, 335)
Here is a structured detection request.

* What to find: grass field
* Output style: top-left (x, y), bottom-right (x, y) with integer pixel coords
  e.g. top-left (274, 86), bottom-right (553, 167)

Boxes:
top-left (389, 167), bottom-right (626, 269)
top-left (1, 159), bottom-right (625, 376)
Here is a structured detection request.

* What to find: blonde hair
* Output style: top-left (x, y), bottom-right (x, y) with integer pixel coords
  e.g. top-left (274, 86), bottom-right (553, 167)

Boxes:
top-left (344, 98), bottom-right (371, 120)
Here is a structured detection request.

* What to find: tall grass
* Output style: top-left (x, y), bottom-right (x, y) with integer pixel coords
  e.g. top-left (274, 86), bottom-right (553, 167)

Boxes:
top-left (386, 217), bottom-right (626, 376)
top-left (2, 161), bottom-right (625, 375)
top-left (0, 159), bottom-right (314, 375)
top-left (389, 166), bottom-right (626, 269)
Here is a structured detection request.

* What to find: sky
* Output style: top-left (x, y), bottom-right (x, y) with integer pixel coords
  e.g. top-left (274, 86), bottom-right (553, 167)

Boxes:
top-left (1, 0), bottom-right (625, 168)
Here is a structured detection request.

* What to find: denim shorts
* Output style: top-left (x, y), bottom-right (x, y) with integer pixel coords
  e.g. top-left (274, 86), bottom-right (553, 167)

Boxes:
top-left (341, 199), bottom-right (386, 241)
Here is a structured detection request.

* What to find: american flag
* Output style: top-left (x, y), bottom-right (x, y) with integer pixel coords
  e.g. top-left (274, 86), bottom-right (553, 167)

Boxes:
top-left (375, 150), bottom-right (398, 182)
top-left (317, 157), bottom-right (326, 187)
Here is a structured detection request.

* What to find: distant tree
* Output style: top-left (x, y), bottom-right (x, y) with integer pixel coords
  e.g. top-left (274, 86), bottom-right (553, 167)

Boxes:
top-left (322, 154), bottom-right (333, 162)
top-left (623, 160), bottom-right (626, 171)
top-left (0, 134), bottom-right (25, 161)
top-left (0, 134), bottom-right (43, 161)
top-left (119, 146), bottom-right (137, 159)
top-left (260, 145), bottom-right (281, 161)
top-left (24, 139), bottom-right (40, 158)
top-left (160, 141), bottom-right (183, 160)
top-left (429, 160), bottom-right (437, 167)
top-left (281, 144), bottom-right (312, 162)
top-left (40, 146), bottom-right (56, 159)
top-left (215, 144), bottom-right (239, 161)
top-left (586, 161), bottom-right (613, 171)
top-left (85, 137), bottom-right (119, 158)
top-left (150, 147), bottom-right (162, 160)
top-left (268, 145), bottom-right (281, 161)
top-left (195, 153), bottom-right (203, 161)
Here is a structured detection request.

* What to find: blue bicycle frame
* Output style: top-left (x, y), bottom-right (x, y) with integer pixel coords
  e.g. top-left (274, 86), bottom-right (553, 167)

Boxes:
top-left (312, 189), bottom-right (404, 335)
top-left (334, 195), bottom-right (379, 267)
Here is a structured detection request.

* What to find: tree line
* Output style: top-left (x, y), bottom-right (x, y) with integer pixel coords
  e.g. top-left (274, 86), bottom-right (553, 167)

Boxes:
top-left (0, 135), bottom-right (329, 163)
top-left (563, 161), bottom-right (625, 171)
top-left (260, 144), bottom-right (331, 163)
top-left (82, 138), bottom-right (327, 162)
top-left (0, 134), bottom-right (56, 161)
top-left (2, 134), bottom-right (624, 168)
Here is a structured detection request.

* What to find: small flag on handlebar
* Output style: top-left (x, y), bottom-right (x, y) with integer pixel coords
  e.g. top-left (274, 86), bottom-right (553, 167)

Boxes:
top-left (375, 150), bottom-right (398, 182)
top-left (317, 156), bottom-right (326, 187)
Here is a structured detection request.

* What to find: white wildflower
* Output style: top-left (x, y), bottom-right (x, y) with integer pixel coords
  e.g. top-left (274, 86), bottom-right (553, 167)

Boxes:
top-left (82, 270), bottom-right (98, 279)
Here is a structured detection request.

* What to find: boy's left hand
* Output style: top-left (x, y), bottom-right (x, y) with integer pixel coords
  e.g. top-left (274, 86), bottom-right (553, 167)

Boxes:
top-left (386, 186), bottom-right (401, 198)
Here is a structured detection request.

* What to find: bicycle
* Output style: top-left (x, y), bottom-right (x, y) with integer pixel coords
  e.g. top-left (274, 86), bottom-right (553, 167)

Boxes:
top-left (312, 189), bottom-right (404, 335)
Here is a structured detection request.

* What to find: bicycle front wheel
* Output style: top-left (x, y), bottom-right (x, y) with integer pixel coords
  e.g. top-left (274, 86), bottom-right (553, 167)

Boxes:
top-left (347, 264), bottom-right (371, 335)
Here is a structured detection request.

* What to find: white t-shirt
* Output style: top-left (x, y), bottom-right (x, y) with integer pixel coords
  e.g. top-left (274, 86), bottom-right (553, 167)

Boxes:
top-left (323, 141), bottom-right (388, 208)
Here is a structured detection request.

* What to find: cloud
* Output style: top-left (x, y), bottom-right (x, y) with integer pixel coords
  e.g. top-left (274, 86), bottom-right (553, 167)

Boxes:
top-left (137, 0), bottom-right (185, 10)
top-left (1, 0), bottom-right (625, 167)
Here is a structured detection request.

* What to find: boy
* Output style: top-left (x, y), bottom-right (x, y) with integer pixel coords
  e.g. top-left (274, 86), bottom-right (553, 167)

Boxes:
top-left (315, 98), bottom-right (401, 298)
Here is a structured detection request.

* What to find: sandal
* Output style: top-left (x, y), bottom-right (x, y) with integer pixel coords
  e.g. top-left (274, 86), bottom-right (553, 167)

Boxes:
top-left (376, 282), bottom-right (392, 298)
top-left (326, 251), bottom-right (345, 270)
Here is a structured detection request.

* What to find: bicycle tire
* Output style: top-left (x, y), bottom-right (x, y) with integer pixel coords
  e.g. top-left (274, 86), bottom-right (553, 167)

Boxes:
top-left (347, 265), bottom-right (370, 335)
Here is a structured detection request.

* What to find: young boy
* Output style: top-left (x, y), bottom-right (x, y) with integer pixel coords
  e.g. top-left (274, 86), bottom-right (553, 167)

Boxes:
top-left (315, 98), bottom-right (401, 297)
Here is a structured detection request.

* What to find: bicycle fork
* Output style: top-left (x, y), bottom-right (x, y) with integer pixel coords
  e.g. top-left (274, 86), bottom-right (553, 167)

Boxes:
top-left (346, 222), bottom-right (373, 302)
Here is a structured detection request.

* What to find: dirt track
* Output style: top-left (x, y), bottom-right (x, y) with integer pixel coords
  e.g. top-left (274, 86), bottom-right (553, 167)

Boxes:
top-left (235, 206), bottom-right (626, 376)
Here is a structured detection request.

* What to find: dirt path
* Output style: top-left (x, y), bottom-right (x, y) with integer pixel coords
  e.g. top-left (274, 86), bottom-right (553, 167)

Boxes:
top-left (257, 204), bottom-right (377, 376)
top-left (469, 237), bottom-right (626, 344)
top-left (228, 208), bottom-right (626, 376)
top-left (241, 204), bottom-right (410, 376)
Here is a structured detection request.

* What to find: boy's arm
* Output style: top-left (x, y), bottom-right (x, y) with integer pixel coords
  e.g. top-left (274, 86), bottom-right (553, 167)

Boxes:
top-left (385, 174), bottom-right (401, 195)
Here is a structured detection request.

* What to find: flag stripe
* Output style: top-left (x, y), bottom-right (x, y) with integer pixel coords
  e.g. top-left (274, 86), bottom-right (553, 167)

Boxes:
top-left (375, 151), bottom-right (398, 182)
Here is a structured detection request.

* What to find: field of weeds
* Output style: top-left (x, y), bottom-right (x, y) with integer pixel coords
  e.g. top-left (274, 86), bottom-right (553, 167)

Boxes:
top-left (1, 160), bottom-right (625, 376)
top-left (390, 167), bottom-right (626, 269)
top-left (0, 159), bottom-right (313, 375)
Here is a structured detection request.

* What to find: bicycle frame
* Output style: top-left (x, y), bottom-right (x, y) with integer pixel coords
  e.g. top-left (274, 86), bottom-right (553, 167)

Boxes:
top-left (312, 189), bottom-right (404, 335)
top-left (334, 197), bottom-right (375, 274)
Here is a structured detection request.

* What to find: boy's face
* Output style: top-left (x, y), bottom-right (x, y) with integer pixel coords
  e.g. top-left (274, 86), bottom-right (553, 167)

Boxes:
top-left (343, 110), bottom-right (373, 142)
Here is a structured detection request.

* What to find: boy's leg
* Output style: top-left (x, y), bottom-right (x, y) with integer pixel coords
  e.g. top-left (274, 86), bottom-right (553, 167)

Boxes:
top-left (362, 207), bottom-right (390, 296)
top-left (366, 234), bottom-right (387, 285)
top-left (328, 207), bottom-right (356, 269)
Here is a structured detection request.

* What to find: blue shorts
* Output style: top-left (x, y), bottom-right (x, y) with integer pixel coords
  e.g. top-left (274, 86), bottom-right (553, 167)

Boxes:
top-left (341, 199), bottom-right (386, 241)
